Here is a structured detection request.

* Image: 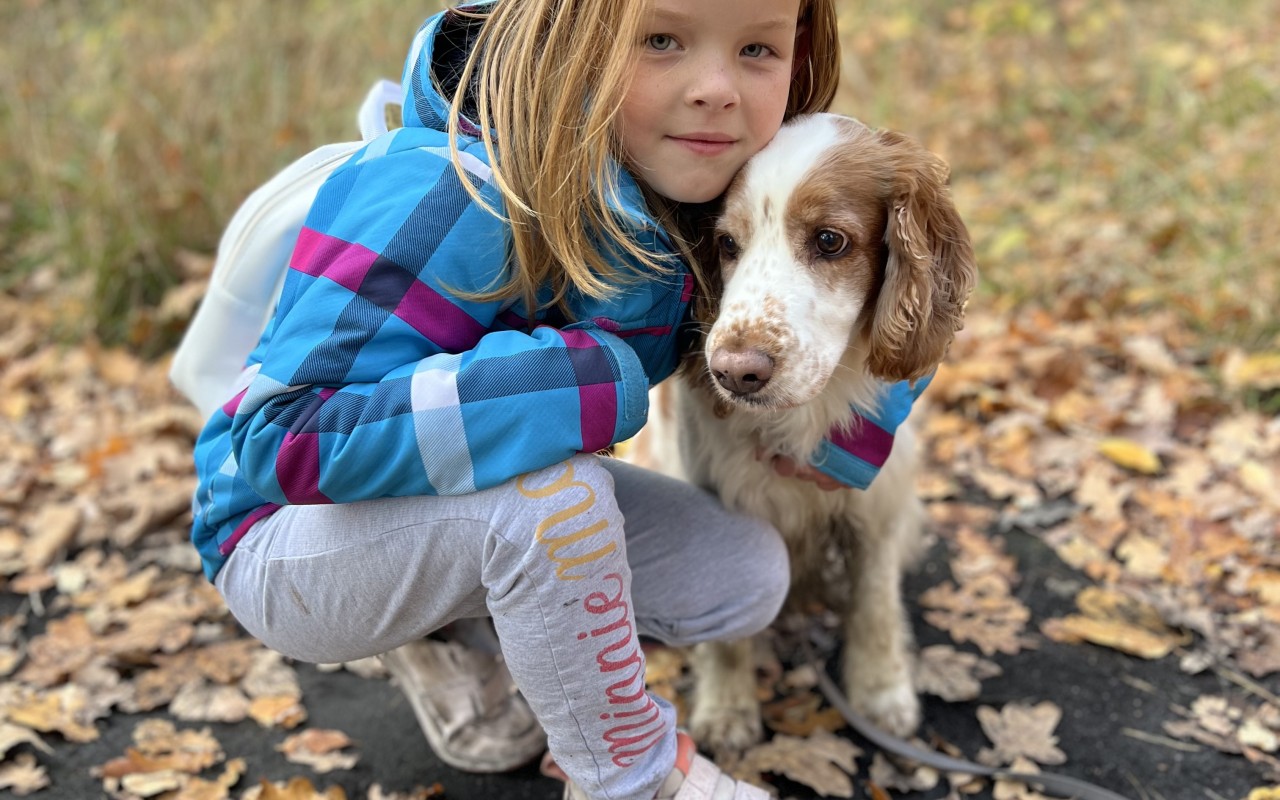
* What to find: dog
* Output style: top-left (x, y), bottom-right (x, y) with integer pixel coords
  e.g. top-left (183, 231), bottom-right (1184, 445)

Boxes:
top-left (631, 113), bottom-right (976, 753)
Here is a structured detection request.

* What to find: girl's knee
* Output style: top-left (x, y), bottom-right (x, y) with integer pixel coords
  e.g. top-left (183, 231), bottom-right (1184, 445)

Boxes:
top-left (489, 455), bottom-right (627, 579)
top-left (648, 517), bottom-right (790, 646)
top-left (727, 519), bottom-right (791, 636)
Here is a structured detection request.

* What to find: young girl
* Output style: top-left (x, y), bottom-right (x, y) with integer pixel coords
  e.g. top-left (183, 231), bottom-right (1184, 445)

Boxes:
top-left (192, 0), bottom-right (842, 797)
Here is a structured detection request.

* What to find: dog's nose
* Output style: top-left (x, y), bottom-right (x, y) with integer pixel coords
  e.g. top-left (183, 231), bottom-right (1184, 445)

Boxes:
top-left (709, 347), bottom-right (774, 396)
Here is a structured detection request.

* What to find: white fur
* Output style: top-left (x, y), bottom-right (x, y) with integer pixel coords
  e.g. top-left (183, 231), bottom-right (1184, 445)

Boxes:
top-left (629, 114), bottom-right (948, 751)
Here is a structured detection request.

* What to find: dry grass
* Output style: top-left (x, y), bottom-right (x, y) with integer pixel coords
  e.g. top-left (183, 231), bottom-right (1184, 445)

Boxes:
top-left (1, 0), bottom-right (1276, 350)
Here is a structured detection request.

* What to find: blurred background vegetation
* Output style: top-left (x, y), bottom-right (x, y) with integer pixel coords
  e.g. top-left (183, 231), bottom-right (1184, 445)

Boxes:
top-left (1, 0), bottom-right (1277, 356)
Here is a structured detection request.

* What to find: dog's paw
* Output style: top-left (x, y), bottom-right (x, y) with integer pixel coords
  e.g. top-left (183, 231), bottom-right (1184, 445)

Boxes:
top-left (690, 703), bottom-right (763, 755)
top-left (850, 681), bottom-right (921, 738)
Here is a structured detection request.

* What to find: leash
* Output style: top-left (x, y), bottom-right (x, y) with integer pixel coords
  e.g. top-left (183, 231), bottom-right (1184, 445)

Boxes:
top-left (799, 639), bottom-right (1133, 800)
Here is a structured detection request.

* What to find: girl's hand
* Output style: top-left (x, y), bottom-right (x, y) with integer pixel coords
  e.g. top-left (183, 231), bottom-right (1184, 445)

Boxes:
top-left (755, 447), bottom-right (847, 492)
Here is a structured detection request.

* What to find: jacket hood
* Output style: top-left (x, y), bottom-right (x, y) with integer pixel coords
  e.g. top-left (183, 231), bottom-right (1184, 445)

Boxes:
top-left (400, 6), bottom-right (490, 135)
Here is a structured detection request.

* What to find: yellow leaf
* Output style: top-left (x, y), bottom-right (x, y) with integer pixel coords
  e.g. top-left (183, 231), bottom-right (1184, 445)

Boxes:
top-left (1223, 351), bottom-right (1280, 391)
top-left (1248, 788), bottom-right (1280, 800)
top-left (1097, 438), bottom-right (1162, 474)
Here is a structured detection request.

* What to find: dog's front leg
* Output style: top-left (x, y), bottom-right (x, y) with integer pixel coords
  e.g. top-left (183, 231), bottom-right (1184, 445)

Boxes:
top-left (839, 515), bottom-right (921, 737)
top-left (689, 638), bottom-right (762, 755)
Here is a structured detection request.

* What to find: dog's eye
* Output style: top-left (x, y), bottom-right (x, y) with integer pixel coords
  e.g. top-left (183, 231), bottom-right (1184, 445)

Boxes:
top-left (814, 229), bottom-right (849, 258)
top-left (718, 235), bottom-right (739, 260)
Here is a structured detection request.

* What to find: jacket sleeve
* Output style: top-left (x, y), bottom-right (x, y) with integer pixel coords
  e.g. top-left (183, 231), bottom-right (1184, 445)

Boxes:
top-left (808, 374), bottom-right (933, 489)
top-left (225, 143), bottom-right (655, 503)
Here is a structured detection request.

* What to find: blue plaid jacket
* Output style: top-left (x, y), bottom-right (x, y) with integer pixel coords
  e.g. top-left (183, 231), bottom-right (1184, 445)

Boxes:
top-left (190, 8), bottom-right (925, 581)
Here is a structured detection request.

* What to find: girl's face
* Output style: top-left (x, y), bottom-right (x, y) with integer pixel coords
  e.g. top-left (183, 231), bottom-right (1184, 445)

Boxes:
top-left (619, 0), bottom-right (801, 204)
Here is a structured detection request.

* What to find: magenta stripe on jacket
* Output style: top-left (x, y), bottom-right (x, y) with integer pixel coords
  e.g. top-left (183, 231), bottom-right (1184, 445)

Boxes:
top-left (291, 228), bottom-right (377, 292)
top-left (559, 329), bottom-right (617, 453)
top-left (826, 416), bottom-right (894, 468)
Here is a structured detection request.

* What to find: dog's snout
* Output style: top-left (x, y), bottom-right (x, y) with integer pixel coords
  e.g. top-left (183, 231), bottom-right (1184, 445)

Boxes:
top-left (709, 347), bottom-right (774, 396)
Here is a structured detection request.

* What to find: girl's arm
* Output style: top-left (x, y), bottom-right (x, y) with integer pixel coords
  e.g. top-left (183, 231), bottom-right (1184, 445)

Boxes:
top-left (806, 375), bottom-right (933, 489)
top-left (229, 320), bottom-right (649, 503)
top-left (223, 144), bottom-right (672, 504)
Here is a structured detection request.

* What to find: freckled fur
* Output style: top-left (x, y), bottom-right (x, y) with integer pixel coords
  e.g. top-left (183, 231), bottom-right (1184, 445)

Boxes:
top-left (627, 113), bottom-right (977, 751)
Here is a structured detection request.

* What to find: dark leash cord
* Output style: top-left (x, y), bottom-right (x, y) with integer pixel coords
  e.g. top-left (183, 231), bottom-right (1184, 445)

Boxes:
top-left (799, 639), bottom-right (1134, 800)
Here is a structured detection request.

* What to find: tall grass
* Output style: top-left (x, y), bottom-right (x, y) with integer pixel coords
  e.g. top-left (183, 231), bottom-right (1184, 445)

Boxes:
top-left (1, 0), bottom-right (1276, 350)
top-left (0, 0), bottom-right (440, 348)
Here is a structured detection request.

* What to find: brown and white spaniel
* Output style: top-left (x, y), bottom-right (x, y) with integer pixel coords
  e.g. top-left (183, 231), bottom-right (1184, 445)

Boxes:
top-left (632, 113), bottom-right (977, 752)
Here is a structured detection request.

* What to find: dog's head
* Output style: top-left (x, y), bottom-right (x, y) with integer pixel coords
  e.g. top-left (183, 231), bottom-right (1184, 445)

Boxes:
top-left (704, 113), bottom-right (976, 410)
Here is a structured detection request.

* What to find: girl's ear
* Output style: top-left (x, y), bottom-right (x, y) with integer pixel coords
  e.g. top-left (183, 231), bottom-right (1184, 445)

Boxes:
top-left (866, 130), bottom-right (978, 383)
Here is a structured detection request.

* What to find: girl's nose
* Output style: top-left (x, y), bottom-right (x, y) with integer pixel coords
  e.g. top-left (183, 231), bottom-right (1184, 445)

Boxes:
top-left (686, 61), bottom-right (740, 109)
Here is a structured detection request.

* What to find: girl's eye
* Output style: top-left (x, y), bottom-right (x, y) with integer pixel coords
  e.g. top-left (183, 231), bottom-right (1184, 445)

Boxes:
top-left (814, 230), bottom-right (849, 258)
top-left (742, 43), bottom-right (770, 58)
top-left (719, 235), bottom-right (740, 260)
top-left (647, 34), bottom-right (676, 51)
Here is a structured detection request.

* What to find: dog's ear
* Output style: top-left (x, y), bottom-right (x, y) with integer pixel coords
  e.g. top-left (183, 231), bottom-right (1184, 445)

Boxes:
top-left (866, 129), bottom-right (977, 383)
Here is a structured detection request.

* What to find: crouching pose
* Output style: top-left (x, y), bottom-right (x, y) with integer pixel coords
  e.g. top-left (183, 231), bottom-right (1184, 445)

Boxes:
top-left (191, 0), bottom-right (845, 797)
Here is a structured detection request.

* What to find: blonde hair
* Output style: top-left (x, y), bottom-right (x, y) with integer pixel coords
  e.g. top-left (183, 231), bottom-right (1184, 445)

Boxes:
top-left (448, 0), bottom-right (841, 320)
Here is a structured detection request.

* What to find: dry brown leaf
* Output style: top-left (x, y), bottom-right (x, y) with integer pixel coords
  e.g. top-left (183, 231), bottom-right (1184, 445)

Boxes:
top-left (249, 696), bottom-right (308, 730)
top-left (992, 756), bottom-right (1053, 800)
top-left (22, 504), bottom-right (81, 571)
top-left (867, 751), bottom-right (940, 792)
top-left (169, 680), bottom-right (250, 724)
top-left (920, 575), bottom-right (1033, 657)
top-left (949, 527), bottom-right (1020, 586)
top-left (93, 719), bottom-right (223, 779)
top-left (243, 777), bottom-right (348, 800)
top-left (14, 611), bottom-right (97, 687)
top-left (1042, 615), bottom-right (1182, 660)
top-left (734, 730), bottom-right (862, 797)
top-left (1041, 586), bottom-right (1190, 659)
top-left (1222, 350), bottom-right (1280, 391)
top-left (976, 702), bottom-right (1067, 767)
top-left (761, 692), bottom-right (846, 736)
top-left (915, 644), bottom-right (1003, 702)
top-left (4, 686), bottom-right (100, 743)
top-left (1072, 465), bottom-right (1132, 522)
top-left (0, 722), bottom-right (52, 758)
top-left (119, 768), bottom-right (185, 796)
top-left (0, 752), bottom-right (51, 796)
top-left (242, 650), bottom-right (302, 699)
top-left (277, 729), bottom-right (359, 774)
top-left (366, 784), bottom-right (445, 800)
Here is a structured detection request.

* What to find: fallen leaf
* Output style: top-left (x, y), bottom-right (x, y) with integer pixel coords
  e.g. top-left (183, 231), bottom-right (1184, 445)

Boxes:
top-left (1222, 350), bottom-right (1280, 391)
top-left (915, 644), bottom-right (1003, 702)
top-left (277, 729), bottom-right (359, 773)
top-left (1097, 437), bottom-right (1162, 474)
top-left (93, 719), bottom-right (223, 778)
top-left (1041, 586), bottom-right (1189, 659)
top-left (762, 691), bottom-right (846, 736)
top-left (366, 784), bottom-right (445, 800)
top-left (243, 776), bottom-right (348, 800)
top-left (169, 681), bottom-right (250, 724)
top-left (734, 730), bottom-right (861, 797)
top-left (976, 702), bottom-right (1067, 767)
top-left (0, 722), bottom-right (52, 758)
top-left (0, 752), bottom-right (50, 796)
top-left (992, 756), bottom-right (1053, 800)
top-left (4, 686), bottom-right (100, 742)
top-left (920, 575), bottom-right (1033, 657)
top-left (868, 750), bottom-right (940, 792)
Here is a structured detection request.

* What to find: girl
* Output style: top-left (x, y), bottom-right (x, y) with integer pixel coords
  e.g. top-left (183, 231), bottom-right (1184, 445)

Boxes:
top-left (191, 0), bottom-right (842, 797)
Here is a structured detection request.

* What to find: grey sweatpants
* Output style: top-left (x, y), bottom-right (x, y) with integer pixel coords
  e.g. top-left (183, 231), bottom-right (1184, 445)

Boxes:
top-left (215, 454), bottom-right (789, 800)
